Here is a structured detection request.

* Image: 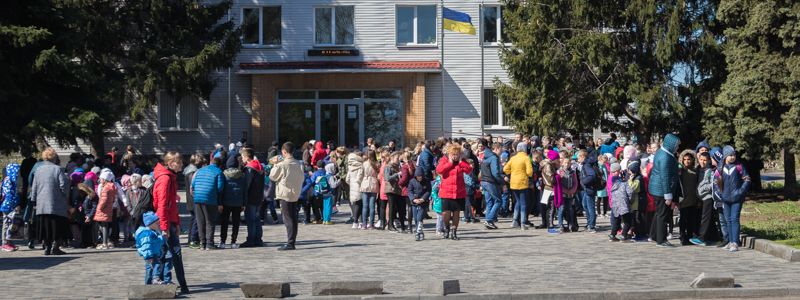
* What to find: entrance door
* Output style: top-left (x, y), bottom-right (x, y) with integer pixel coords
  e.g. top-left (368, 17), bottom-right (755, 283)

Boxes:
top-left (319, 103), bottom-right (340, 146)
top-left (317, 101), bottom-right (362, 149)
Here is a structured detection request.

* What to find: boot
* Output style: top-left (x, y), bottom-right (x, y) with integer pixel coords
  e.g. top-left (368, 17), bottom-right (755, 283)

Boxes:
top-left (443, 227), bottom-right (450, 239)
top-left (450, 229), bottom-right (459, 241)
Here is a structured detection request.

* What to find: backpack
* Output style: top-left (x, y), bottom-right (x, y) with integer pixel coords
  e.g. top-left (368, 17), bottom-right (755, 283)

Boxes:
top-left (590, 164), bottom-right (606, 191)
top-left (314, 174), bottom-right (332, 196)
top-left (131, 176), bottom-right (161, 225)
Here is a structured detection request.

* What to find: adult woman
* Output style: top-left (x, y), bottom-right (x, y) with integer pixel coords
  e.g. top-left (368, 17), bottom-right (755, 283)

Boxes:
top-left (435, 144), bottom-right (473, 240)
top-left (30, 148), bottom-right (71, 255)
top-left (153, 152), bottom-right (189, 294)
top-left (360, 150), bottom-right (380, 229)
top-left (346, 150), bottom-right (364, 229)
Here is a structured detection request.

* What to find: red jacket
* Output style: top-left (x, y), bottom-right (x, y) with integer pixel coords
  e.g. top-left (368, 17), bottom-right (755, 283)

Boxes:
top-left (399, 162), bottom-right (415, 197)
top-left (435, 156), bottom-right (473, 199)
top-left (153, 163), bottom-right (180, 231)
top-left (310, 141), bottom-right (327, 168)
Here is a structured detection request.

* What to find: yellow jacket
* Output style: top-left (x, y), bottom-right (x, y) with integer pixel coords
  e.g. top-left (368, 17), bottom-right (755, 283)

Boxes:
top-left (503, 152), bottom-right (533, 190)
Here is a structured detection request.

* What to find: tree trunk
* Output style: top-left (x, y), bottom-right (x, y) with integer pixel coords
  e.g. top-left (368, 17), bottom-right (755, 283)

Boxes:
top-left (783, 147), bottom-right (797, 199)
top-left (743, 158), bottom-right (763, 192)
top-left (88, 132), bottom-right (105, 158)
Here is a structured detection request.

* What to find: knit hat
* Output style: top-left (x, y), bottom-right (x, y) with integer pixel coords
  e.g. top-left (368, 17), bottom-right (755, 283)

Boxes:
top-left (99, 168), bottom-right (114, 182)
top-left (695, 140), bottom-right (711, 153)
top-left (546, 150), bottom-right (559, 161)
top-left (723, 145), bottom-right (736, 159)
top-left (710, 147), bottom-right (723, 163)
top-left (91, 166), bottom-right (101, 174)
top-left (414, 167), bottom-right (425, 177)
top-left (324, 163), bottom-right (337, 175)
top-left (627, 160), bottom-right (641, 174)
top-left (516, 142), bottom-right (528, 153)
top-left (610, 162), bottom-right (621, 173)
top-left (142, 211), bottom-right (159, 227)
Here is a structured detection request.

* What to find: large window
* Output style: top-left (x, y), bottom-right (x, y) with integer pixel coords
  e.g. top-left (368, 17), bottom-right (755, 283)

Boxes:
top-left (241, 6), bottom-right (282, 46)
top-left (482, 89), bottom-right (507, 127)
top-left (482, 6), bottom-right (507, 45)
top-left (396, 5), bottom-right (437, 46)
top-left (158, 92), bottom-right (199, 130)
top-left (315, 6), bottom-right (354, 46)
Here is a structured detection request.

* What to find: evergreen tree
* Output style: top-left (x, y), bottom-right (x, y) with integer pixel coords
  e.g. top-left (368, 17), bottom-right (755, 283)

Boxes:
top-left (497, 0), bottom-right (723, 144)
top-left (705, 0), bottom-right (800, 193)
top-left (0, 0), bottom-right (241, 154)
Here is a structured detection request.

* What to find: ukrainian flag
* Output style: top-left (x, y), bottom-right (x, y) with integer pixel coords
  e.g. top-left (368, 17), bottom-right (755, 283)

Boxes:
top-left (443, 7), bottom-right (476, 35)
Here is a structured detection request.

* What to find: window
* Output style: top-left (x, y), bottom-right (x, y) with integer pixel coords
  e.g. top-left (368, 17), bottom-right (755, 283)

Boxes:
top-left (396, 5), bottom-right (437, 46)
top-left (158, 92), bottom-right (199, 130)
top-left (482, 6), bottom-right (507, 45)
top-left (482, 89), bottom-right (506, 127)
top-left (315, 6), bottom-right (354, 46)
top-left (241, 7), bottom-right (282, 46)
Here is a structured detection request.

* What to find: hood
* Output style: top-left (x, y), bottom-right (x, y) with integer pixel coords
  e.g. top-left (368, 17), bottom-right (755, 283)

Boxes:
top-left (347, 153), bottom-right (363, 169)
top-left (4, 163), bottom-right (19, 183)
top-left (679, 149), bottom-right (697, 168)
top-left (662, 133), bottom-right (680, 154)
top-left (99, 168), bottom-right (115, 182)
top-left (723, 145), bottom-right (736, 159)
top-left (183, 164), bottom-right (198, 176)
top-left (623, 145), bottom-right (636, 160)
top-left (414, 167), bottom-right (425, 177)
top-left (324, 163), bottom-right (337, 175)
top-left (154, 163), bottom-right (175, 179)
top-left (695, 140), bottom-right (711, 153)
top-left (223, 168), bottom-right (244, 179)
top-left (315, 141), bottom-right (325, 152)
top-left (246, 159), bottom-right (264, 173)
top-left (583, 154), bottom-right (598, 165)
top-left (604, 138), bottom-right (614, 145)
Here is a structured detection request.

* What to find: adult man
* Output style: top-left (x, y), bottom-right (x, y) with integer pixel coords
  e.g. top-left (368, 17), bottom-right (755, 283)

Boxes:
top-left (241, 148), bottom-right (265, 248)
top-left (153, 152), bottom-right (189, 294)
top-left (269, 142), bottom-right (305, 251)
top-left (481, 141), bottom-right (504, 229)
top-left (648, 134), bottom-right (680, 248)
top-left (577, 149), bottom-right (598, 232)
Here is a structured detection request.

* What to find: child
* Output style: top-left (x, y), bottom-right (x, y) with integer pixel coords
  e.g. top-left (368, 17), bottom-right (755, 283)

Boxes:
top-left (136, 211), bottom-right (164, 285)
top-left (382, 152), bottom-right (404, 232)
top-left (315, 163), bottom-right (340, 225)
top-left (608, 163), bottom-right (633, 242)
top-left (95, 170), bottom-right (117, 250)
top-left (678, 150), bottom-right (700, 246)
top-left (718, 146), bottom-right (750, 252)
top-left (220, 166), bottom-right (245, 248)
top-left (693, 152), bottom-right (718, 246)
top-left (407, 168), bottom-right (431, 241)
top-left (556, 151), bottom-right (578, 233)
top-left (310, 160), bottom-right (328, 224)
top-left (540, 150), bottom-right (559, 230)
top-left (596, 155), bottom-right (610, 218)
top-left (298, 165), bottom-right (315, 225)
top-left (431, 175), bottom-right (444, 235)
top-left (1, 164), bottom-right (20, 252)
top-left (627, 161), bottom-right (647, 240)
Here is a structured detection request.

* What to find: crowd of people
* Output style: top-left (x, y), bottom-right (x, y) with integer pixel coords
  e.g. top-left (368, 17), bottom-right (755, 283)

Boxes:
top-left (0, 132), bottom-right (752, 294)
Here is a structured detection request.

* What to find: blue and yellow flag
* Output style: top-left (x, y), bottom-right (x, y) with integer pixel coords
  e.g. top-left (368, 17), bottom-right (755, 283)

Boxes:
top-left (443, 7), bottom-right (476, 35)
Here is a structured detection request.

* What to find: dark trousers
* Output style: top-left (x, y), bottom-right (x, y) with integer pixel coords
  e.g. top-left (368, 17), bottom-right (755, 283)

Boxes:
top-left (378, 200), bottom-right (388, 226)
top-left (187, 210), bottom-right (199, 244)
top-left (280, 200), bottom-right (298, 246)
top-left (526, 189), bottom-right (537, 221)
top-left (219, 206), bottom-right (242, 244)
top-left (352, 199), bottom-right (363, 224)
top-left (611, 213), bottom-right (633, 239)
top-left (540, 194), bottom-right (553, 228)
top-left (633, 210), bottom-right (647, 238)
top-left (300, 198), bottom-right (313, 223)
top-left (653, 196), bottom-right (672, 244)
top-left (311, 195), bottom-right (323, 222)
top-left (388, 193), bottom-right (406, 231)
top-left (698, 200), bottom-right (719, 242)
top-left (194, 203), bottom-right (218, 247)
top-left (679, 206), bottom-right (701, 244)
top-left (596, 196), bottom-right (608, 215)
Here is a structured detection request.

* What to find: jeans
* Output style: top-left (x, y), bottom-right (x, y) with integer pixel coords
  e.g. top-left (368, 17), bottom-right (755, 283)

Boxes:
top-left (717, 206), bottom-right (728, 242)
top-left (557, 196), bottom-right (575, 229)
top-left (723, 201), bottom-right (742, 246)
top-left (482, 182), bottom-right (501, 223)
top-left (195, 203), bottom-right (218, 247)
top-left (412, 205), bottom-right (425, 233)
top-left (500, 190), bottom-right (510, 216)
top-left (511, 189), bottom-right (528, 225)
top-left (219, 206), bottom-right (242, 244)
top-left (144, 259), bottom-right (161, 284)
top-left (280, 200), bottom-right (299, 246)
top-left (464, 190), bottom-right (474, 221)
top-left (581, 191), bottom-right (597, 229)
top-left (160, 225), bottom-right (187, 290)
top-left (244, 204), bottom-right (263, 245)
top-left (322, 195), bottom-right (334, 222)
top-left (361, 193), bottom-right (377, 225)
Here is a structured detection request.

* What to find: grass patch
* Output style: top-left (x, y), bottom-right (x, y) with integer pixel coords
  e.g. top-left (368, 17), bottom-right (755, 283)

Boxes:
top-left (740, 200), bottom-right (800, 248)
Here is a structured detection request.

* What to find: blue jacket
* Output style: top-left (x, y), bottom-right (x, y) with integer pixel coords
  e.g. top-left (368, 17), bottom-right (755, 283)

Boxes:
top-left (221, 168), bottom-right (245, 207)
top-left (480, 149), bottom-right (504, 185)
top-left (299, 172), bottom-right (314, 201)
top-left (579, 156), bottom-right (598, 194)
top-left (720, 162), bottom-right (750, 204)
top-left (599, 139), bottom-right (619, 155)
top-left (135, 226), bottom-right (164, 260)
top-left (192, 164), bottom-right (225, 205)
top-left (407, 177), bottom-right (431, 205)
top-left (648, 134), bottom-right (680, 200)
top-left (417, 148), bottom-right (435, 180)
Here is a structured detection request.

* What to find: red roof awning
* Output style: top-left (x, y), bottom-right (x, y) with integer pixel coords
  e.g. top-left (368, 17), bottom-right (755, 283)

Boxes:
top-left (238, 60), bottom-right (442, 74)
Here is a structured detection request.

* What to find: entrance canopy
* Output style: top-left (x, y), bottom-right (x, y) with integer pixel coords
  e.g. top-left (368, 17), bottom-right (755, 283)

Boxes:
top-left (239, 60), bottom-right (441, 74)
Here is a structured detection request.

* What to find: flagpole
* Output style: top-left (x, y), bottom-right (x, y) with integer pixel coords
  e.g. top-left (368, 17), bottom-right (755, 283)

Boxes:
top-left (440, 0), bottom-right (445, 137)
top-left (480, 2), bottom-right (485, 137)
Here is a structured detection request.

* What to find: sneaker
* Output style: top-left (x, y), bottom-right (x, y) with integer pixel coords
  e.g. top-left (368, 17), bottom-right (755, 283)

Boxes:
top-left (188, 242), bottom-right (200, 249)
top-left (510, 222), bottom-right (520, 228)
top-left (357, 223), bottom-right (363, 229)
top-left (521, 224), bottom-right (529, 231)
top-left (375, 221), bottom-right (383, 228)
top-left (1, 244), bottom-right (17, 252)
top-left (729, 244), bottom-right (739, 252)
top-left (656, 242), bottom-right (676, 248)
top-left (608, 235), bottom-right (620, 242)
top-left (483, 221), bottom-right (494, 230)
top-left (107, 244), bottom-right (115, 249)
top-left (352, 223), bottom-right (358, 229)
top-left (647, 238), bottom-right (655, 243)
top-left (415, 233), bottom-right (421, 241)
top-left (365, 224), bottom-right (373, 230)
top-left (689, 238), bottom-right (705, 246)
top-left (723, 243), bottom-right (732, 250)
top-left (218, 242), bottom-right (227, 249)
top-left (231, 243), bottom-right (239, 249)
top-left (96, 244), bottom-right (107, 250)
top-left (587, 228), bottom-right (597, 234)
top-left (667, 234), bottom-right (676, 240)
top-left (547, 228), bottom-right (560, 235)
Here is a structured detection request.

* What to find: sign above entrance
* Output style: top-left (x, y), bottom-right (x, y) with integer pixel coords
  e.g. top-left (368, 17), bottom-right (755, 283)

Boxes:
top-left (307, 49), bottom-right (360, 56)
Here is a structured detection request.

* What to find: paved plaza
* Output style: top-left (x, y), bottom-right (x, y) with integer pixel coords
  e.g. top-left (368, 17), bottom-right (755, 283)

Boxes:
top-left (2, 200), bottom-right (800, 299)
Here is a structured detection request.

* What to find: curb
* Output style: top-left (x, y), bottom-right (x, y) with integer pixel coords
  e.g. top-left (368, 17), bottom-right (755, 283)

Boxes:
top-left (741, 234), bottom-right (800, 262)
top-left (286, 287), bottom-right (800, 300)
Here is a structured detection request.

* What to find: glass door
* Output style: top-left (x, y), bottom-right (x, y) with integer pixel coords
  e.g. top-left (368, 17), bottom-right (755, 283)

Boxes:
top-left (319, 103), bottom-right (340, 146)
top-left (343, 103), bottom-right (360, 148)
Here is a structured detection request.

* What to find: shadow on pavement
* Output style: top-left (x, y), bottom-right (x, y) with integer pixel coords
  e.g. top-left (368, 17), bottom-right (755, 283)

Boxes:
top-left (0, 256), bottom-right (78, 270)
top-left (298, 243), bottom-right (376, 250)
top-left (464, 234), bottom-right (532, 240)
top-left (186, 282), bottom-right (240, 295)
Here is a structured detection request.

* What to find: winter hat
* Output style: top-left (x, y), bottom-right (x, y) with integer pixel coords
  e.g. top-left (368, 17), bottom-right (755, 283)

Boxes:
top-left (627, 160), bottom-right (641, 174)
top-left (99, 168), bottom-right (114, 182)
top-left (609, 157), bottom-right (619, 164)
top-left (143, 211), bottom-right (159, 227)
top-left (414, 167), bottom-right (425, 177)
top-left (142, 174), bottom-right (154, 189)
top-left (610, 162), bottom-right (621, 173)
top-left (324, 162), bottom-right (337, 175)
top-left (516, 142), bottom-right (528, 153)
top-left (547, 150), bottom-right (559, 161)
top-left (91, 166), bottom-right (101, 174)
top-left (722, 145), bottom-right (736, 159)
top-left (695, 140), bottom-right (711, 153)
top-left (710, 146), bottom-right (723, 163)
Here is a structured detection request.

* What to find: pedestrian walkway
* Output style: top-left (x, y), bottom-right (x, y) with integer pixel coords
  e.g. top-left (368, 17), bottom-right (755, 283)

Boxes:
top-left (2, 205), bottom-right (798, 299)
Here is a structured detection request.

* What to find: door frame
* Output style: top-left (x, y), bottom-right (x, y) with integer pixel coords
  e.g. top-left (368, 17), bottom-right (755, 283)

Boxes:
top-left (316, 100), bottom-right (364, 148)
